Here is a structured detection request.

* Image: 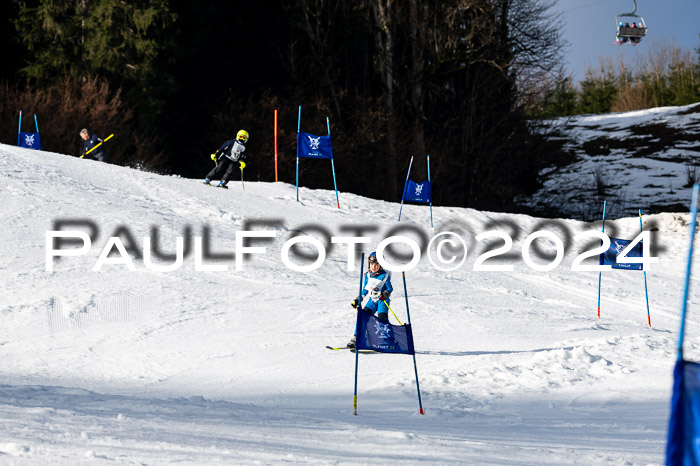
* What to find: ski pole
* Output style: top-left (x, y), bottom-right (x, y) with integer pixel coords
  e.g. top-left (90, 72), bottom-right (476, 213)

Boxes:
top-left (240, 161), bottom-right (246, 191)
top-left (383, 300), bottom-right (403, 325)
top-left (354, 253), bottom-right (365, 416)
top-left (81, 134), bottom-right (114, 158)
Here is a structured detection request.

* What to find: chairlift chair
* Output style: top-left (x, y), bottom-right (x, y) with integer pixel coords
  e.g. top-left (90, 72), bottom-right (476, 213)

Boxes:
top-left (615, 0), bottom-right (647, 45)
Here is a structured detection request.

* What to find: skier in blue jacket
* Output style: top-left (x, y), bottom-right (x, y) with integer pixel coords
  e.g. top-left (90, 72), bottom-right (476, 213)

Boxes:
top-left (204, 130), bottom-right (249, 188)
top-left (347, 251), bottom-right (393, 348)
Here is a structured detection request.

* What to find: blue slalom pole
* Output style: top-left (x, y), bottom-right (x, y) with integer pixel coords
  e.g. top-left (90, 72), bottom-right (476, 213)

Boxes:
top-left (403, 272), bottom-right (424, 415)
top-left (597, 200), bottom-right (607, 318)
top-left (34, 114), bottom-right (39, 133)
top-left (354, 253), bottom-right (365, 415)
top-left (678, 184), bottom-right (700, 360)
top-left (398, 157), bottom-right (414, 221)
top-left (639, 209), bottom-right (652, 327)
top-left (327, 117), bottom-right (340, 209)
top-left (296, 106), bottom-right (301, 202)
top-left (17, 110), bottom-right (22, 146)
top-left (427, 155), bottom-right (433, 228)
top-left (296, 156), bottom-right (300, 202)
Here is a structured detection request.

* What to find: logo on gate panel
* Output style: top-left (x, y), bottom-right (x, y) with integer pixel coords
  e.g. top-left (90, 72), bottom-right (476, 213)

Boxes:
top-left (374, 320), bottom-right (391, 339)
top-left (308, 136), bottom-right (320, 150)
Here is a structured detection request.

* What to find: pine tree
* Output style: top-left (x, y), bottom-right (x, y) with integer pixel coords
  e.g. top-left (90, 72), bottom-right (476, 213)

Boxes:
top-left (83, 0), bottom-right (178, 122)
top-left (578, 63), bottom-right (617, 114)
top-left (14, 0), bottom-right (87, 81)
top-left (14, 0), bottom-right (179, 127)
top-left (539, 71), bottom-right (577, 117)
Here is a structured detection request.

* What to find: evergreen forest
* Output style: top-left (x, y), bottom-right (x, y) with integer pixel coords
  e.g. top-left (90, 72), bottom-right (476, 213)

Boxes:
top-left (1, 0), bottom-right (699, 211)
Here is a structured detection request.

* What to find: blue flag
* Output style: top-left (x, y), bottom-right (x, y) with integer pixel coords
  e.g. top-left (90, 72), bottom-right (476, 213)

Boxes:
top-left (599, 237), bottom-right (643, 270)
top-left (356, 309), bottom-right (415, 354)
top-left (403, 180), bottom-right (431, 203)
top-left (667, 359), bottom-right (700, 465)
top-left (19, 132), bottom-right (42, 150)
top-left (297, 132), bottom-right (333, 159)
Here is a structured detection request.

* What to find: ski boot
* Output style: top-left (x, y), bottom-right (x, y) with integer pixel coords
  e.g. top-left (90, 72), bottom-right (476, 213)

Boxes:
top-left (347, 336), bottom-right (356, 349)
top-left (203, 178), bottom-right (211, 186)
top-left (217, 182), bottom-right (228, 189)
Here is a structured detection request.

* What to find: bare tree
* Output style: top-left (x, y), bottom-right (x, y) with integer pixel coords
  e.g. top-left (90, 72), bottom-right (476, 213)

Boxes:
top-left (286, 0), bottom-right (346, 123)
top-left (370, 0), bottom-right (398, 195)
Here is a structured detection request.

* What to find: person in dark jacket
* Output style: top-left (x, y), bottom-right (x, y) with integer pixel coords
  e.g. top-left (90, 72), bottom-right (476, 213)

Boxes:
top-left (80, 129), bottom-right (107, 162)
top-left (204, 130), bottom-right (249, 188)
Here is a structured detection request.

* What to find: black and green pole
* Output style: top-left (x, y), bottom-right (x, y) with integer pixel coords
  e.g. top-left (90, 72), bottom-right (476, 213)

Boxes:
top-left (403, 271), bottom-right (424, 414)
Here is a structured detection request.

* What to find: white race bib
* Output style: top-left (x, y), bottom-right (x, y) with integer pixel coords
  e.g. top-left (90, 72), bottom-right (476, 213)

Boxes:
top-left (226, 141), bottom-right (246, 161)
top-left (363, 272), bottom-right (390, 304)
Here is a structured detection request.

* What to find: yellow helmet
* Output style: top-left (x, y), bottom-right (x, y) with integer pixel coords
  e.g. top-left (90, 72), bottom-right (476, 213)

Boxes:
top-left (236, 130), bottom-right (249, 143)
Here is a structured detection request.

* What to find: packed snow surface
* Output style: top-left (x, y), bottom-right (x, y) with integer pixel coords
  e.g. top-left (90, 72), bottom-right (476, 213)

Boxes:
top-left (1, 141), bottom-right (699, 464)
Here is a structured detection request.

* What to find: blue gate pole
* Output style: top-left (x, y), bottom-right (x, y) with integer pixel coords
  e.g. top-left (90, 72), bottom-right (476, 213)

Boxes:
top-left (296, 106), bottom-right (301, 202)
top-left (34, 114), bottom-right (39, 133)
top-left (597, 200), bottom-right (607, 318)
top-left (353, 253), bottom-right (365, 415)
top-left (18, 110), bottom-right (22, 146)
top-left (398, 157), bottom-right (414, 221)
top-left (639, 209), bottom-right (652, 327)
top-left (427, 155), bottom-right (433, 228)
top-left (327, 117), bottom-right (340, 209)
top-left (403, 272), bottom-right (424, 414)
top-left (678, 184), bottom-right (700, 360)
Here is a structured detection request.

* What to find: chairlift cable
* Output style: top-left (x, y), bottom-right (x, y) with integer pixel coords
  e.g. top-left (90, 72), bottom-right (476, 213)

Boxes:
top-left (559, 0), bottom-right (610, 15)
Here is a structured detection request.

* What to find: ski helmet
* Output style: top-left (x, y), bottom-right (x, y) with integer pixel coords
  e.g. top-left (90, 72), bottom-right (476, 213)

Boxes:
top-left (368, 252), bottom-right (378, 264)
top-left (236, 130), bottom-right (249, 143)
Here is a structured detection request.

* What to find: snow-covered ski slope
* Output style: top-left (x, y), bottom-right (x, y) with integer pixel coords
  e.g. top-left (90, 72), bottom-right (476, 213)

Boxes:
top-left (524, 102), bottom-right (700, 219)
top-left (1, 142), bottom-right (699, 464)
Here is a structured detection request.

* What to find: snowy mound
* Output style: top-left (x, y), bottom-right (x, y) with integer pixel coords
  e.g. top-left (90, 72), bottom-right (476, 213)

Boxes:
top-left (524, 102), bottom-right (700, 220)
top-left (0, 143), bottom-right (695, 463)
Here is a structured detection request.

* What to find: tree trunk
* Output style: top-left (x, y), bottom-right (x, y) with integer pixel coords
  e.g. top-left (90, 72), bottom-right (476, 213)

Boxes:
top-left (372, 0), bottom-right (397, 198)
top-left (408, 0), bottom-right (426, 170)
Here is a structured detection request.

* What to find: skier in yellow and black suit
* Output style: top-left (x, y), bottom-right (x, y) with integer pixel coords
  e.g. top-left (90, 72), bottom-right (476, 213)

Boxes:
top-left (203, 130), bottom-right (249, 189)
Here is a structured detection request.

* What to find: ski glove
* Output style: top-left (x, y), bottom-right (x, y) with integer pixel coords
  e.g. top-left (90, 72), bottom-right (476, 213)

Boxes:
top-left (380, 290), bottom-right (391, 301)
top-left (351, 298), bottom-right (359, 309)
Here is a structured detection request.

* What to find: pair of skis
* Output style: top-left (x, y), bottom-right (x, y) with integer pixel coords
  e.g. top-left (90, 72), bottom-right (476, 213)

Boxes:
top-left (326, 345), bottom-right (377, 354)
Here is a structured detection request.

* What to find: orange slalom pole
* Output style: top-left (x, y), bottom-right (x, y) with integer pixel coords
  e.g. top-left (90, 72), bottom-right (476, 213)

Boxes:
top-left (274, 109), bottom-right (278, 182)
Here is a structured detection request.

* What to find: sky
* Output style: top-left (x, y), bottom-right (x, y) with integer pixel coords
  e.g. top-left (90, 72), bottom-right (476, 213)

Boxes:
top-left (550, 0), bottom-right (700, 81)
